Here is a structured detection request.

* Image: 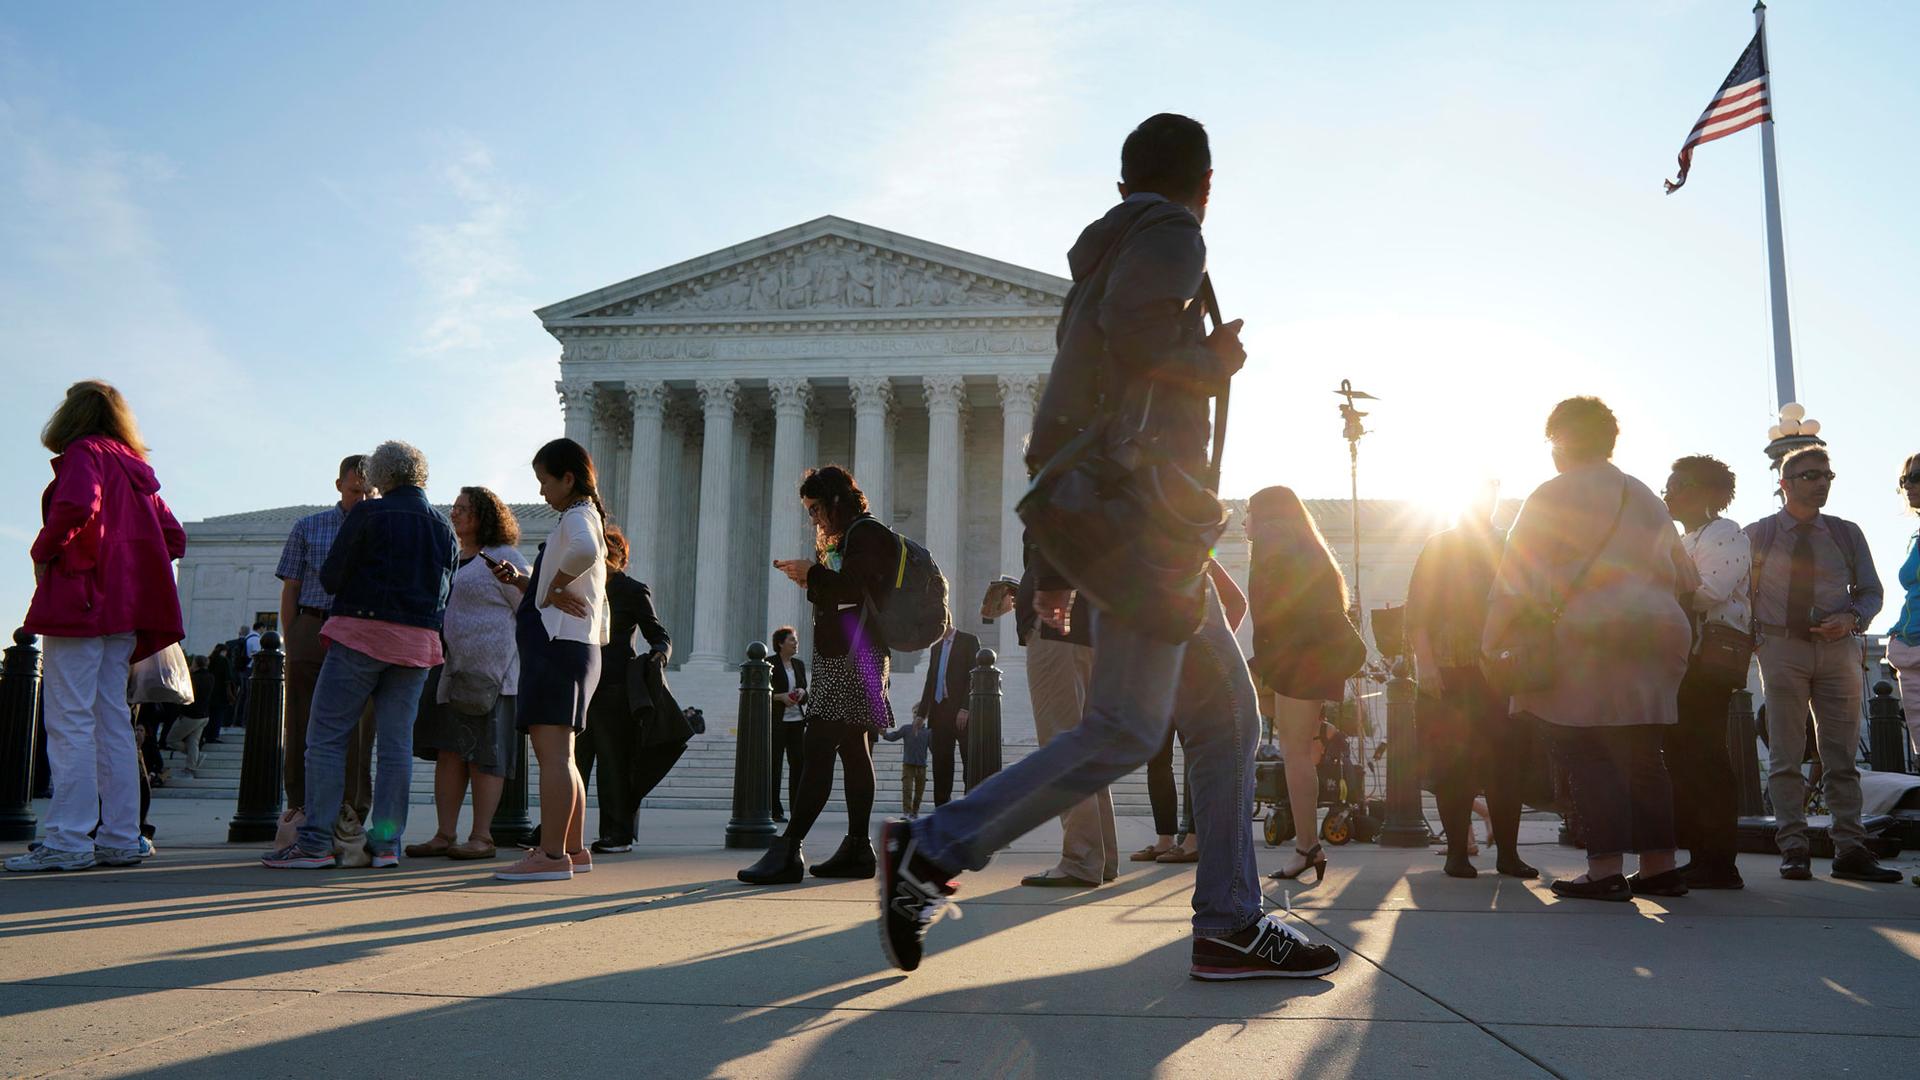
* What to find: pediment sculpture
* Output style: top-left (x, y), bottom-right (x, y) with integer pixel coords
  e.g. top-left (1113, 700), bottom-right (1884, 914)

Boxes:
top-left (584, 240), bottom-right (1057, 318)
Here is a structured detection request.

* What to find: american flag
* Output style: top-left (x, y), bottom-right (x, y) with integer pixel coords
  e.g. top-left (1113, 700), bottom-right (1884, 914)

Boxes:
top-left (1664, 31), bottom-right (1771, 193)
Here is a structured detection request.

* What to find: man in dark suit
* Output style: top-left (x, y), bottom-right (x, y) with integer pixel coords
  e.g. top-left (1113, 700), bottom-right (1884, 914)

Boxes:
top-left (769, 626), bottom-right (808, 823)
top-left (916, 626), bottom-right (979, 807)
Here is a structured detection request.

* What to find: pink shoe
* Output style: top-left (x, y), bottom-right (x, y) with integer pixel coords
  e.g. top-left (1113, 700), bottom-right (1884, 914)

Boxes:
top-left (495, 850), bottom-right (573, 882)
top-left (569, 849), bottom-right (593, 875)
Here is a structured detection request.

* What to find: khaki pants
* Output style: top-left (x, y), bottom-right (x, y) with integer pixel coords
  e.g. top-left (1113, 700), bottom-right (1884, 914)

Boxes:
top-left (284, 610), bottom-right (375, 822)
top-left (1028, 638), bottom-right (1115, 884)
top-left (901, 763), bottom-right (927, 815)
top-left (1758, 634), bottom-right (1866, 858)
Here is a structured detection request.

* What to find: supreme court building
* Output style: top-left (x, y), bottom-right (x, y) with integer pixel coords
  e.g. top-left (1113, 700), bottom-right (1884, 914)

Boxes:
top-left (176, 216), bottom-right (1453, 737)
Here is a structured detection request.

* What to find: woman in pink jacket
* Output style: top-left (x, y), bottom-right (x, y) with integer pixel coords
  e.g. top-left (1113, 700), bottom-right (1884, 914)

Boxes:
top-left (8, 381), bottom-right (186, 873)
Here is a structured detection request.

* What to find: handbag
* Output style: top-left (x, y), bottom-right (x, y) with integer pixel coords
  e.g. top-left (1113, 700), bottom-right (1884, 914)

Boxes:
top-left (1019, 272), bottom-right (1232, 645)
top-left (1483, 484), bottom-right (1630, 696)
top-left (444, 668), bottom-right (502, 717)
top-left (129, 643), bottom-right (194, 706)
top-left (1690, 621), bottom-right (1754, 688)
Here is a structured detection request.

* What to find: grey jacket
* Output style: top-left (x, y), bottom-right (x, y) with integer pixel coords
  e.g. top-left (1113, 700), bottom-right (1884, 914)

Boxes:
top-left (1027, 194), bottom-right (1227, 588)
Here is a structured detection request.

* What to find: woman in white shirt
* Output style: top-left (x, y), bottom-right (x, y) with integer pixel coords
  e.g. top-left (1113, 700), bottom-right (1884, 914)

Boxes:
top-left (490, 438), bottom-right (610, 883)
top-left (1662, 454), bottom-right (1752, 891)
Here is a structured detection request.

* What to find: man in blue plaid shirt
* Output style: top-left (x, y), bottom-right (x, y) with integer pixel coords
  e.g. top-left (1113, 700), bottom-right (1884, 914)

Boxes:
top-left (275, 455), bottom-right (376, 830)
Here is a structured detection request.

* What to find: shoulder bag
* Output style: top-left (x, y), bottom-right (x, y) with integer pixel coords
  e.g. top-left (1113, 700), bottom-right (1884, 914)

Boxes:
top-left (1483, 483), bottom-right (1630, 696)
top-left (1017, 265), bottom-right (1232, 645)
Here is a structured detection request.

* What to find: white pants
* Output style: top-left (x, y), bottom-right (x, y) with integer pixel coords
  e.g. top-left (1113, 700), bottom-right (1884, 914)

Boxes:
top-left (41, 634), bottom-right (141, 852)
top-left (1891, 638), bottom-right (1920, 757)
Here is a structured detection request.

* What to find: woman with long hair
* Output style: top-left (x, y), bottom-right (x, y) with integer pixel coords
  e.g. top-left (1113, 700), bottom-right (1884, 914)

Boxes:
top-left (408, 487), bottom-right (528, 861)
top-left (491, 438), bottom-right (609, 882)
top-left (1245, 485), bottom-right (1354, 885)
top-left (10, 381), bottom-right (186, 873)
top-left (739, 465), bottom-right (892, 884)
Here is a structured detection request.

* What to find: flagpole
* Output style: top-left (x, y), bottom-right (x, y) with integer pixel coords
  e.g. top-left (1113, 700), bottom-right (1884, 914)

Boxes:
top-left (1754, 0), bottom-right (1796, 408)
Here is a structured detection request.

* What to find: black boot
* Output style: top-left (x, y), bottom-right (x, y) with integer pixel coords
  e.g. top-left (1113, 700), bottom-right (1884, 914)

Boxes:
top-left (1495, 849), bottom-right (1540, 879)
top-left (1443, 849), bottom-right (1479, 878)
top-left (737, 837), bottom-right (805, 885)
top-left (810, 835), bottom-right (877, 879)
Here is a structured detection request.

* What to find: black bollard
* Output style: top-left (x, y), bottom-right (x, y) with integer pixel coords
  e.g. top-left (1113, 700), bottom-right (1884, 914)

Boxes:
top-left (1867, 681), bottom-right (1908, 774)
top-left (0, 630), bottom-right (44, 842)
top-left (228, 632), bottom-right (286, 842)
top-left (964, 648), bottom-right (1003, 790)
top-left (490, 730), bottom-right (536, 846)
top-left (1377, 658), bottom-right (1430, 847)
top-left (725, 641), bottom-right (776, 849)
top-left (1726, 687), bottom-right (1765, 818)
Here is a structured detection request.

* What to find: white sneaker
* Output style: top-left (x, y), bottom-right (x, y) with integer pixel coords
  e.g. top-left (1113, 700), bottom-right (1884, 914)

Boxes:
top-left (95, 845), bottom-right (145, 867)
top-left (6, 846), bottom-right (95, 872)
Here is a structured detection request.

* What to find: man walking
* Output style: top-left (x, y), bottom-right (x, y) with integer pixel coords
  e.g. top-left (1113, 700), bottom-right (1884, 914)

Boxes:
top-left (876, 113), bottom-right (1340, 980)
top-left (915, 625), bottom-right (979, 807)
top-left (1747, 446), bottom-right (1898, 883)
top-left (275, 456), bottom-right (377, 832)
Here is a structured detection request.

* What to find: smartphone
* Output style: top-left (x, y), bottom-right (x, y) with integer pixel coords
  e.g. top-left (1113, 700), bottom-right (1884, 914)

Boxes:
top-left (474, 549), bottom-right (502, 568)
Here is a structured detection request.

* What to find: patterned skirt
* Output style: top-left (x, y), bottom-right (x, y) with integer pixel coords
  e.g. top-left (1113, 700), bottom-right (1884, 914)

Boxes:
top-left (809, 643), bottom-right (895, 734)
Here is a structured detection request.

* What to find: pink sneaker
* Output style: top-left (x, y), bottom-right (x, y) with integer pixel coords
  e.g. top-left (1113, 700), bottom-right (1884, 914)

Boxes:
top-left (569, 849), bottom-right (593, 875)
top-left (495, 850), bottom-right (573, 882)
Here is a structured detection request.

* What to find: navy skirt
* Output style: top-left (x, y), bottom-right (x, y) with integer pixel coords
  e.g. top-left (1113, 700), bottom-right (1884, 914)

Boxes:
top-left (514, 546), bottom-right (602, 733)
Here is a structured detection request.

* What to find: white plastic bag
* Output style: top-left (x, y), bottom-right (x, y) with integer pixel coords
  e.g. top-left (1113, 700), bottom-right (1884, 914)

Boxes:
top-left (129, 643), bottom-right (194, 706)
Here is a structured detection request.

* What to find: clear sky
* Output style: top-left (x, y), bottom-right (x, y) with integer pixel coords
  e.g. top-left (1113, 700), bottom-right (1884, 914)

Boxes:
top-left (3, 1), bottom-right (1916, 632)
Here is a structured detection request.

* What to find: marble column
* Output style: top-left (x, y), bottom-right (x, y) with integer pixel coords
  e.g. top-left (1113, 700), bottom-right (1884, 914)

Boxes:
top-left (997, 373), bottom-right (1040, 660)
top-left (849, 376), bottom-right (893, 521)
top-left (766, 378), bottom-right (813, 651)
top-left (686, 378), bottom-right (739, 670)
top-left (588, 390), bottom-right (619, 509)
top-left (922, 375), bottom-right (966, 584)
top-left (556, 378), bottom-right (595, 446)
top-left (624, 380), bottom-right (668, 585)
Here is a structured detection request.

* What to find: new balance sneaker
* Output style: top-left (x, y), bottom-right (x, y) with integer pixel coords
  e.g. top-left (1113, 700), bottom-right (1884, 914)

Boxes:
top-left (496, 850), bottom-right (573, 882)
top-left (261, 844), bottom-right (336, 869)
top-left (369, 851), bottom-right (400, 869)
top-left (876, 818), bottom-right (960, 973)
top-left (1191, 913), bottom-right (1341, 980)
top-left (94, 845), bottom-right (146, 867)
top-left (5, 846), bottom-right (95, 873)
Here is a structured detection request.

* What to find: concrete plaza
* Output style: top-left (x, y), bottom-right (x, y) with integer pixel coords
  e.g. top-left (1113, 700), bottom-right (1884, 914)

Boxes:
top-left (4, 800), bottom-right (1919, 1079)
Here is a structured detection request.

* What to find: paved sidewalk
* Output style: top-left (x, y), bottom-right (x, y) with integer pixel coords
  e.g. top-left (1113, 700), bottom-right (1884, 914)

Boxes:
top-left (4, 801), bottom-right (1919, 1078)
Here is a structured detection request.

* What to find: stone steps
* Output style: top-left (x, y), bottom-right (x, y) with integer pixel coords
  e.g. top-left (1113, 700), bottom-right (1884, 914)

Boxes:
top-left (151, 730), bottom-right (1234, 818)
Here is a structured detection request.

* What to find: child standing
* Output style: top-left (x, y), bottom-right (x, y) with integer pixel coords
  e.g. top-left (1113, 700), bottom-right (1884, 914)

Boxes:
top-left (885, 713), bottom-right (933, 817)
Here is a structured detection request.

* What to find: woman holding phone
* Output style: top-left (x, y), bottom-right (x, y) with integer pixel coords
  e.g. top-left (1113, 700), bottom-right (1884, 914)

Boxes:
top-left (488, 439), bottom-right (609, 883)
top-left (408, 487), bottom-right (528, 861)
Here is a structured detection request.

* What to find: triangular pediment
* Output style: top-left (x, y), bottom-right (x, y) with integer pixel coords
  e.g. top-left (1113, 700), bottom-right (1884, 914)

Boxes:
top-left (536, 216), bottom-right (1070, 326)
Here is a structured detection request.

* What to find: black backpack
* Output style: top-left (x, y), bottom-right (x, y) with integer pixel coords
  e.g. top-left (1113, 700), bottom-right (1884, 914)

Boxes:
top-left (850, 518), bottom-right (952, 653)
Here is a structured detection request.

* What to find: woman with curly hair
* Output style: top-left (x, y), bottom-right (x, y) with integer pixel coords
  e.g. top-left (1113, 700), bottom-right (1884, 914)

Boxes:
top-left (408, 486), bottom-right (529, 861)
top-left (739, 465), bottom-right (894, 884)
top-left (1662, 454), bottom-right (1751, 890)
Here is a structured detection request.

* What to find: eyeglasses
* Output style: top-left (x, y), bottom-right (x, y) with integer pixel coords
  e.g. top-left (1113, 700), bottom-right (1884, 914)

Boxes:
top-left (1787, 469), bottom-right (1836, 483)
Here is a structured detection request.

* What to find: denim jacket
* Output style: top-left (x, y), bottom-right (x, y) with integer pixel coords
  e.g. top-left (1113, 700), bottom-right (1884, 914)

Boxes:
top-left (320, 486), bottom-right (456, 630)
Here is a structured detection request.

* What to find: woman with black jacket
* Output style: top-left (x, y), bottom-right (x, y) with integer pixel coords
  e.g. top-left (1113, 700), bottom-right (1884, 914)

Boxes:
top-left (739, 465), bottom-right (894, 884)
top-left (578, 526), bottom-right (674, 854)
top-left (767, 626), bottom-right (808, 823)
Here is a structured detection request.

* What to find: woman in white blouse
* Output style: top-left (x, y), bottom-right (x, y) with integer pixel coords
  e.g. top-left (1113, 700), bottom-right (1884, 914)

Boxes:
top-left (489, 438), bottom-right (610, 883)
top-left (1663, 454), bottom-right (1752, 891)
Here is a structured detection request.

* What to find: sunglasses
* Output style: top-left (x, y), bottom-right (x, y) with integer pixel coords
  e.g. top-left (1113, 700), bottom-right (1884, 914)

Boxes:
top-left (1787, 469), bottom-right (1836, 483)
top-left (1902, 472), bottom-right (1920, 487)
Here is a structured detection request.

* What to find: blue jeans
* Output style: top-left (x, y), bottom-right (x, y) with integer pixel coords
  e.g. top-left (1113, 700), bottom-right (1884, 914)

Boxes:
top-left (298, 644), bottom-right (429, 857)
top-left (912, 582), bottom-right (1262, 936)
